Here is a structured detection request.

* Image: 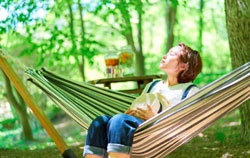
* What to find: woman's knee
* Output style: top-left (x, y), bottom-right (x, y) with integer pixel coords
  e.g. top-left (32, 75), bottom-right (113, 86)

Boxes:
top-left (94, 115), bottom-right (111, 123)
top-left (89, 115), bottom-right (111, 130)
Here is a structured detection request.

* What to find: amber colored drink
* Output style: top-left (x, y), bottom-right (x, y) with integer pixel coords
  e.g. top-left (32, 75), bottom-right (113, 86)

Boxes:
top-left (105, 58), bottom-right (119, 66)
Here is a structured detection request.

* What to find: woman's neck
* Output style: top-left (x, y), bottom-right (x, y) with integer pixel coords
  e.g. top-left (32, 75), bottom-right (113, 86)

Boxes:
top-left (166, 76), bottom-right (179, 86)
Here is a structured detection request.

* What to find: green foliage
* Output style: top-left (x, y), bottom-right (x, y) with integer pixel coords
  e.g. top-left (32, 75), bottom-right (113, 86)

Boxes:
top-left (0, 2), bottom-right (233, 93)
top-left (0, 0), bottom-right (235, 149)
top-left (1, 0), bottom-right (231, 83)
top-left (0, 126), bottom-right (55, 149)
top-left (1, 118), bottom-right (17, 130)
top-left (0, 0), bottom-right (50, 33)
top-left (215, 131), bottom-right (226, 142)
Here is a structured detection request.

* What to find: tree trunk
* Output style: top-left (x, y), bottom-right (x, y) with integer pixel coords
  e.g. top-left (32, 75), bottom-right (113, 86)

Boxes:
top-left (165, 0), bottom-right (177, 52)
top-left (118, 0), bottom-right (144, 76)
top-left (67, 0), bottom-right (85, 81)
top-left (198, 0), bottom-right (204, 53)
top-left (78, 0), bottom-right (86, 81)
top-left (136, 0), bottom-right (145, 76)
top-left (1, 70), bottom-right (33, 140)
top-left (225, 0), bottom-right (250, 143)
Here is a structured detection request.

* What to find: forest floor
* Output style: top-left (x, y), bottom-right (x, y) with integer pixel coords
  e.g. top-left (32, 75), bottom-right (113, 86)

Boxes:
top-left (0, 111), bottom-right (250, 158)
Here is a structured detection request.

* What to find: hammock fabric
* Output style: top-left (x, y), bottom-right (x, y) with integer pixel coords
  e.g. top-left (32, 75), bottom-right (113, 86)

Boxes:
top-left (26, 62), bottom-right (250, 158)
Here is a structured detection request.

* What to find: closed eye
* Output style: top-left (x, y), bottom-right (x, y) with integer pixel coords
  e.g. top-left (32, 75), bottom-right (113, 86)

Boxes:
top-left (168, 51), bottom-right (175, 56)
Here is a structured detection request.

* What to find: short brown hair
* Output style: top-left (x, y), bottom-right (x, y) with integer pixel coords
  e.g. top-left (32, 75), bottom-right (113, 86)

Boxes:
top-left (177, 43), bottom-right (202, 83)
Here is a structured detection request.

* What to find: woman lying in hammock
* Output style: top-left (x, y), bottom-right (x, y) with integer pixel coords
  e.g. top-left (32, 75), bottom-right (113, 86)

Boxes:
top-left (83, 43), bottom-right (203, 158)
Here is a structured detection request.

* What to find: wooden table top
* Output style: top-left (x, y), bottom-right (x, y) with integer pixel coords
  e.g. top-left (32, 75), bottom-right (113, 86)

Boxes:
top-left (88, 74), bottom-right (163, 95)
top-left (88, 74), bottom-right (163, 84)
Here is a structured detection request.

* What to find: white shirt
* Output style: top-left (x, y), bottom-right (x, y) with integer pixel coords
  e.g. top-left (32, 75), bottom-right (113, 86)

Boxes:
top-left (141, 80), bottom-right (199, 110)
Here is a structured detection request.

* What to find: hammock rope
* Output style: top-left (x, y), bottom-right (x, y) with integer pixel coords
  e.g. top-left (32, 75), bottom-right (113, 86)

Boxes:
top-left (25, 62), bottom-right (250, 158)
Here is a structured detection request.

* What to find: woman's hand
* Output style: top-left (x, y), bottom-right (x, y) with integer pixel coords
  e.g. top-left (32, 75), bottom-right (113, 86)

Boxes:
top-left (124, 108), bottom-right (137, 116)
top-left (125, 105), bottom-right (157, 120)
top-left (134, 105), bottom-right (157, 121)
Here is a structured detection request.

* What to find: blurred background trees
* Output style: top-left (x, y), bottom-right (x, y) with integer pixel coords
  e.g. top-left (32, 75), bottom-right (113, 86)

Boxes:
top-left (0, 0), bottom-right (249, 148)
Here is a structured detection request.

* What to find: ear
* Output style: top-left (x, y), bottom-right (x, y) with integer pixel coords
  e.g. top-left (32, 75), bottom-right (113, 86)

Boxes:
top-left (179, 63), bottom-right (187, 71)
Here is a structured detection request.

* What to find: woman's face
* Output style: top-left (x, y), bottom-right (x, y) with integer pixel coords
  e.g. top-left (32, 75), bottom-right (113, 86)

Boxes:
top-left (159, 46), bottom-right (184, 76)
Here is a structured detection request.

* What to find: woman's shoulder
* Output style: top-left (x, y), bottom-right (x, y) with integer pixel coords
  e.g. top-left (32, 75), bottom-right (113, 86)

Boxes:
top-left (141, 79), bottom-right (163, 94)
top-left (184, 83), bottom-right (200, 97)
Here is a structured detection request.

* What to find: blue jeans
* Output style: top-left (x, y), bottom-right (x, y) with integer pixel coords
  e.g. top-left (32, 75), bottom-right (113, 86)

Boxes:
top-left (83, 113), bottom-right (144, 157)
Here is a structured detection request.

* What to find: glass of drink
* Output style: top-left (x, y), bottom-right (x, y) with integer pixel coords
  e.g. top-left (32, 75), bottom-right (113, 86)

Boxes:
top-left (119, 45), bottom-right (135, 76)
top-left (105, 53), bottom-right (119, 78)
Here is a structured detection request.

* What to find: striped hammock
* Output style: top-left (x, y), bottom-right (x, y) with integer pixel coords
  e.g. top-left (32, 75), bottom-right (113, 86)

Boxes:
top-left (26, 62), bottom-right (250, 158)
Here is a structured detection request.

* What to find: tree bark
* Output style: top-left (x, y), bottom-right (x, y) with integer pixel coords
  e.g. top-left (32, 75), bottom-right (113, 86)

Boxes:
top-left (78, 0), bottom-right (86, 81)
top-left (1, 70), bottom-right (33, 140)
top-left (136, 0), bottom-right (145, 76)
top-left (67, 0), bottom-right (85, 81)
top-left (165, 0), bottom-right (177, 52)
top-left (198, 0), bottom-right (204, 53)
top-left (225, 0), bottom-right (250, 143)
